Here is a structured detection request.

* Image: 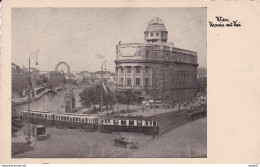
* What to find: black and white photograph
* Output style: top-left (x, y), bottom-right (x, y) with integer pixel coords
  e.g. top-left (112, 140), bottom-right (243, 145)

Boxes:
top-left (11, 8), bottom-right (207, 158)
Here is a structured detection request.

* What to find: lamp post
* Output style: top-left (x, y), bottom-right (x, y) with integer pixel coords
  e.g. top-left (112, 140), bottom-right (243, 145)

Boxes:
top-left (27, 49), bottom-right (39, 143)
top-left (100, 60), bottom-right (106, 114)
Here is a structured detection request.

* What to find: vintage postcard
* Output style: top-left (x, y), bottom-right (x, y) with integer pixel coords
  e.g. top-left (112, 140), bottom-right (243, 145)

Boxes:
top-left (1, 0), bottom-right (260, 164)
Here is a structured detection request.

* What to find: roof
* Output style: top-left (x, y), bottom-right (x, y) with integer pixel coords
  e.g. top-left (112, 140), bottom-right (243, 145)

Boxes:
top-left (146, 17), bottom-right (167, 32)
top-left (149, 17), bottom-right (164, 25)
top-left (24, 109), bottom-right (51, 113)
top-left (94, 71), bottom-right (111, 75)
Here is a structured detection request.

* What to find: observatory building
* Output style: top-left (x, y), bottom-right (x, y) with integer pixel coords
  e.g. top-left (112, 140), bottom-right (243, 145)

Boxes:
top-left (115, 17), bottom-right (198, 103)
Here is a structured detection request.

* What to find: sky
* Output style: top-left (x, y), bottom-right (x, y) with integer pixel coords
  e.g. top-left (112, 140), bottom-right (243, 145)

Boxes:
top-left (12, 8), bottom-right (207, 73)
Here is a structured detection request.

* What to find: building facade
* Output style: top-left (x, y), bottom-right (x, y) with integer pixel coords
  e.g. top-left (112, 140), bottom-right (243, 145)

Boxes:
top-left (115, 17), bottom-right (198, 103)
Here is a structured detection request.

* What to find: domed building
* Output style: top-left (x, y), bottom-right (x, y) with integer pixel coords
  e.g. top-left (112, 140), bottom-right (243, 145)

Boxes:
top-left (144, 17), bottom-right (168, 43)
top-left (115, 17), bottom-right (198, 104)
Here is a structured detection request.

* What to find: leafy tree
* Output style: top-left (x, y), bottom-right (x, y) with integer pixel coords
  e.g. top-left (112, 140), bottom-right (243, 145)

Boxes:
top-left (79, 85), bottom-right (116, 111)
top-left (116, 89), bottom-right (137, 110)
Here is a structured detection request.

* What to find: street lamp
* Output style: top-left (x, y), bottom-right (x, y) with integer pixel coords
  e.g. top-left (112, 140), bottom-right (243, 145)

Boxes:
top-left (27, 49), bottom-right (39, 143)
top-left (100, 60), bottom-right (107, 114)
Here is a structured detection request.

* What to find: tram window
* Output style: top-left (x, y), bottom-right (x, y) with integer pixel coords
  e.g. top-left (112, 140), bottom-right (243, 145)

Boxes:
top-left (85, 118), bottom-right (88, 123)
top-left (153, 121), bottom-right (156, 126)
top-left (114, 120), bottom-right (118, 125)
top-left (145, 121), bottom-right (149, 126)
top-left (137, 120), bottom-right (142, 126)
top-left (70, 118), bottom-right (73, 122)
top-left (129, 120), bottom-right (134, 126)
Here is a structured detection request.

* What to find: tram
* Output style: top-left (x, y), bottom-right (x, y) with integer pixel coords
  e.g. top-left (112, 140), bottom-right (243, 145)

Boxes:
top-left (185, 103), bottom-right (207, 120)
top-left (99, 116), bottom-right (159, 134)
top-left (53, 113), bottom-right (99, 131)
top-left (21, 110), bottom-right (99, 131)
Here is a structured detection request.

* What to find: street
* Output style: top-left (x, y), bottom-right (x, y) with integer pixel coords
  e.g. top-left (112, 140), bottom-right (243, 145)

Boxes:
top-left (12, 117), bottom-right (206, 158)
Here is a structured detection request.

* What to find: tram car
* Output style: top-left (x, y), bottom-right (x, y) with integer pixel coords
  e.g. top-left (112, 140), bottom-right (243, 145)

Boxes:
top-left (53, 113), bottom-right (99, 131)
top-left (185, 104), bottom-right (207, 120)
top-left (99, 116), bottom-right (159, 134)
top-left (21, 110), bottom-right (54, 126)
top-left (21, 110), bottom-right (99, 131)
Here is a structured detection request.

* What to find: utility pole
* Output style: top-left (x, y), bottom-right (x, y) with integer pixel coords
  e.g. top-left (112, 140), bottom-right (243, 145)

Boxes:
top-left (27, 50), bottom-right (39, 143)
top-left (100, 60), bottom-right (107, 114)
top-left (100, 64), bottom-right (103, 114)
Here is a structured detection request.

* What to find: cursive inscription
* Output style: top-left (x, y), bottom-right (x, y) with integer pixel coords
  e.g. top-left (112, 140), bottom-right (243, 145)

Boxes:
top-left (209, 16), bottom-right (241, 27)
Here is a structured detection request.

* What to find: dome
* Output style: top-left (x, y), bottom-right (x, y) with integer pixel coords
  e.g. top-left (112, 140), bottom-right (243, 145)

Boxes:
top-left (149, 17), bottom-right (164, 25)
top-left (146, 17), bottom-right (167, 32)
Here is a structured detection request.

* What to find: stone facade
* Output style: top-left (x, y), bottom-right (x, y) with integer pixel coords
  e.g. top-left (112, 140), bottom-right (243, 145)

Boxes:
top-left (115, 17), bottom-right (198, 103)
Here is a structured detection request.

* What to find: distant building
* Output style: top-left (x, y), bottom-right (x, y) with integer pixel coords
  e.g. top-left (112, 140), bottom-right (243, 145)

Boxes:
top-left (48, 71), bottom-right (65, 86)
top-left (12, 63), bottom-right (27, 94)
top-left (94, 71), bottom-right (112, 80)
top-left (80, 71), bottom-right (92, 78)
top-left (197, 67), bottom-right (207, 93)
top-left (12, 63), bottom-right (40, 95)
top-left (75, 73), bottom-right (84, 82)
top-left (197, 67), bottom-right (207, 79)
top-left (115, 17), bottom-right (198, 103)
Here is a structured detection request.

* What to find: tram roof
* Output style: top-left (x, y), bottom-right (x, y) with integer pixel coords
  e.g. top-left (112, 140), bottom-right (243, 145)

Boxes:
top-left (24, 109), bottom-right (51, 113)
top-left (57, 113), bottom-right (99, 118)
top-left (101, 115), bottom-right (155, 121)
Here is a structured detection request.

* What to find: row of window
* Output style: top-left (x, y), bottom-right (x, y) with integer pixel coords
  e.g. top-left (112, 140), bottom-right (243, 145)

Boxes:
top-left (119, 67), bottom-right (150, 74)
top-left (145, 32), bottom-right (167, 38)
top-left (145, 51), bottom-right (195, 63)
top-left (101, 119), bottom-right (158, 126)
top-left (120, 78), bottom-right (150, 86)
top-left (54, 115), bottom-right (98, 123)
top-left (22, 112), bottom-right (98, 124)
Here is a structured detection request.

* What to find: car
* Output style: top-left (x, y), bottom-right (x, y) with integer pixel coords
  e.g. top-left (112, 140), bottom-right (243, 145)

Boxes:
top-left (112, 135), bottom-right (138, 149)
top-left (154, 99), bottom-right (163, 108)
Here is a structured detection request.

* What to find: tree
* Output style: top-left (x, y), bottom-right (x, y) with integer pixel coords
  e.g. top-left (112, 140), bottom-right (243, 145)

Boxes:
top-left (116, 89), bottom-right (137, 111)
top-left (79, 85), bottom-right (117, 110)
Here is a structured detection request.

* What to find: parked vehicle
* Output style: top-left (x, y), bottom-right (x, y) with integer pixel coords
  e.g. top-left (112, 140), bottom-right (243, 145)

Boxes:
top-left (154, 99), bottom-right (164, 108)
top-left (112, 135), bottom-right (138, 149)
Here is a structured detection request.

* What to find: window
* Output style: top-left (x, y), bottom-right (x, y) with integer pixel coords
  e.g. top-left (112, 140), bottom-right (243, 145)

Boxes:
top-left (120, 78), bottom-right (123, 85)
top-left (146, 51), bottom-right (149, 58)
top-left (156, 78), bottom-right (158, 85)
top-left (137, 120), bottom-right (142, 126)
top-left (136, 78), bottom-right (140, 86)
top-left (121, 68), bottom-right (123, 73)
top-left (145, 33), bottom-right (148, 37)
top-left (145, 67), bottom-right (149, 73)
top-left (136, 67), bottom-right (140, 73)
top-left (145, 121), bottom-right (149, 126)
top-left (129, 120), bottom-right (134, 126)
top-left (121, 120), bottom-right (126, 126)
top-left (151, 33), bottom-right (153, 37)
top-left (127, 78), bottom-right (131, 86)
top-left (161, 32), bottom-right (164, 37)
top-left (145, 78), bottom-right (149, 86)
top-left (155, 52), bottom-right (158, 59)
top-left (127, 67), bottom-right (131, 73)
top-left (156, 32), bottom-right (159, 36)
top-left (114, 120), bottom-right (118, 125)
